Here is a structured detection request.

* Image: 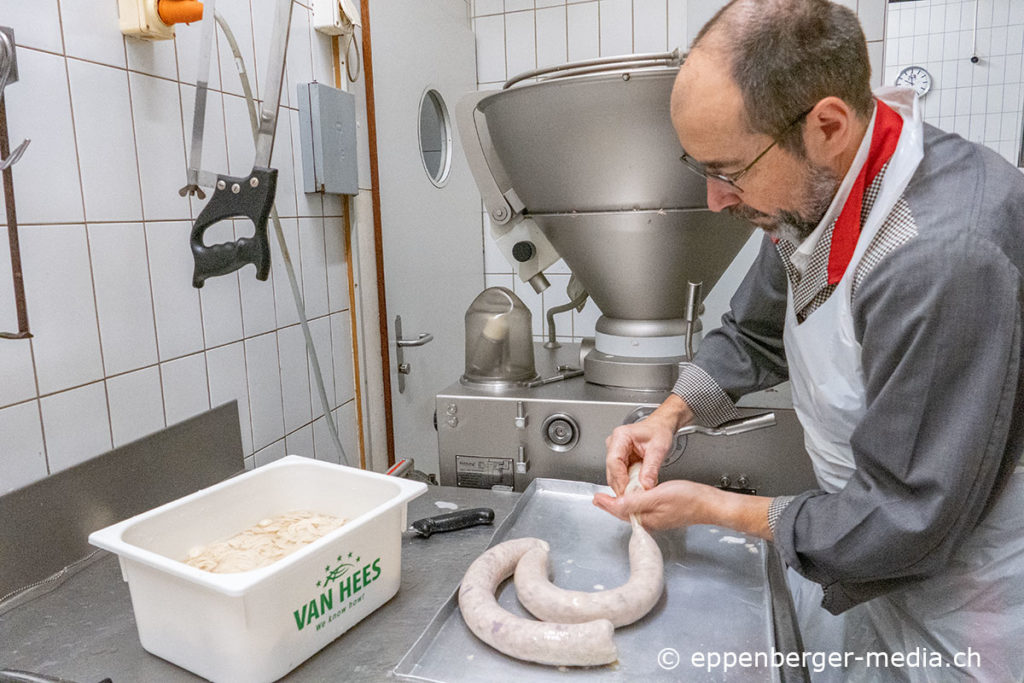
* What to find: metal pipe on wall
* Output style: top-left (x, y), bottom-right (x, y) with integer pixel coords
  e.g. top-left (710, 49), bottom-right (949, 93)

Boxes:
top-left (360, 0), bottom-right (397, 467)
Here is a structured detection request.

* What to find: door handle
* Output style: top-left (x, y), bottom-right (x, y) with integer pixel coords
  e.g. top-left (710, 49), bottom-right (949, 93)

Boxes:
top-left (394, 315), bottom-right (433, 394)
top-left (397, 332), bottom-right (434, 347)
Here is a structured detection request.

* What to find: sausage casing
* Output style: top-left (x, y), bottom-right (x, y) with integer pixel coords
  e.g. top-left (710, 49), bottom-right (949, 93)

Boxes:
top-left (458, 537), bottom-right (618, 666)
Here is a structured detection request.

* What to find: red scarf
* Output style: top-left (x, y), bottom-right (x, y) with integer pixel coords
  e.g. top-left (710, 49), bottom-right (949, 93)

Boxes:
top-left (827, 100), bottom-right (903, 285)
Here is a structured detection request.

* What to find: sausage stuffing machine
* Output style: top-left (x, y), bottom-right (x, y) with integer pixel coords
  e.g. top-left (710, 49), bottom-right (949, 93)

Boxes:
top-left (437, 52), bottom-right (817, 496)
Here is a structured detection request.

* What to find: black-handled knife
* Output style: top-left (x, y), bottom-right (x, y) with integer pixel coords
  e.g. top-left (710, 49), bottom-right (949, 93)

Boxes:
top-left (411, 508), bottom-right (495, 538)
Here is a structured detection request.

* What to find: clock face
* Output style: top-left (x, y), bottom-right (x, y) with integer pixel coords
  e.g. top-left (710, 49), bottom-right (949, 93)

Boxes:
top-left (895, 66), bottom-right (932, 97)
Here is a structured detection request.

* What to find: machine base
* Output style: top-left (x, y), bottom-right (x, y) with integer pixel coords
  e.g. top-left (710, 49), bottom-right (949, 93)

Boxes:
top-left (583, 348), bottom-right (683, 390)
top-left (437, 344), bottom-right (818, 495)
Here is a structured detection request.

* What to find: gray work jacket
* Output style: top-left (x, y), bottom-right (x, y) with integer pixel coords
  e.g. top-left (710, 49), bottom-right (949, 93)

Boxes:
top-left (675, 124), bottom-right (1024, 614)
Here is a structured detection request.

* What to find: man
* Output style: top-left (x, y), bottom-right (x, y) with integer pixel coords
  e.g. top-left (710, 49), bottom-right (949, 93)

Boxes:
top-left (593, 0), bottom-right (1024, 680)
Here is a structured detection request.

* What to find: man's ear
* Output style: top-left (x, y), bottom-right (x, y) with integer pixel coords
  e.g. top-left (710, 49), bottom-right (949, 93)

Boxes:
top-left (804, 96), bottom-right (857, 165)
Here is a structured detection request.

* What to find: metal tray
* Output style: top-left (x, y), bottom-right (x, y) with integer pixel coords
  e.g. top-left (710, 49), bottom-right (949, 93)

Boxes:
top-left (395, 478), bottom-right (785, 681)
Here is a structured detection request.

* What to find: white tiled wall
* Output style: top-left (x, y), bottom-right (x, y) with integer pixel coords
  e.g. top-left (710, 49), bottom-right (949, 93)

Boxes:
top-left (0, 0), bottom-right (362, 493)
top-left (884, 0), bottom-right (1024, 165)
top-left (470, 0), bottom-right (888, 344)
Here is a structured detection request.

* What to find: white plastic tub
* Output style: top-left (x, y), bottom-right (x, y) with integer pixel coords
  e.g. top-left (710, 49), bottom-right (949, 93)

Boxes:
top-left (89, 455), bottom-right (426, 683)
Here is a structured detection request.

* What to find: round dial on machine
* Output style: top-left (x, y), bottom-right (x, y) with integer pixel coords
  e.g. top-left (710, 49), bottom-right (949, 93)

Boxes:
top-left (542, 413), bottom-right (580, 452)
top-left (895, 66), bottom-right (932, 97)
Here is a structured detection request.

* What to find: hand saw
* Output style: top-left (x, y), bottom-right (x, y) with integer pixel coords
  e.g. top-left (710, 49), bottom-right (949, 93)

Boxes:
top-left (182, 0), bottom-right (292, 289)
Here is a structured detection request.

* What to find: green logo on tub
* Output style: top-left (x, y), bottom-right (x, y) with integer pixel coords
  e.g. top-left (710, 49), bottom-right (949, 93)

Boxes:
top-left (293, 551), bottom-right (382, 632)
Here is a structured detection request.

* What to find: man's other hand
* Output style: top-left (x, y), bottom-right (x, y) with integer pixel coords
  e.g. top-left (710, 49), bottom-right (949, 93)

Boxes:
top-left (593, 479), bottom-right (717, 530)
top-left (605, 394), bottom-right (693, 495)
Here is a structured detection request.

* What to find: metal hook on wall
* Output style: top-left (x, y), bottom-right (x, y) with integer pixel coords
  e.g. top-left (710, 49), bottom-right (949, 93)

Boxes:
top-left (0, 28), bottom-right (29, 170)
top-left (0, 25), bottom-right (31, 340)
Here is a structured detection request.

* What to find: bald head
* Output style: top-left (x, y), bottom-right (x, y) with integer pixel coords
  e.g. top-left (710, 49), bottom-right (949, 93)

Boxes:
top-left (676, 0), bottom-right (873, 155)
top-left (671, 47), bottom-right (749, 170)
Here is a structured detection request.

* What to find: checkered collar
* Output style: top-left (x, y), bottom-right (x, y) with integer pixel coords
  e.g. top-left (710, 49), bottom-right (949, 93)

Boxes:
top-left (776, 163), bottom-right (891, 322)
top-left (773, 101), bottom-right (904, 322)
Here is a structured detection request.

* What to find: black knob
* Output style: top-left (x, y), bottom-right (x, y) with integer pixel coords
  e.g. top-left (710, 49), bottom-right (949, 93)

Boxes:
top-left (971, 55), bottom-right (980, 64)
top-left (512, 241), bottom-right (536, 262)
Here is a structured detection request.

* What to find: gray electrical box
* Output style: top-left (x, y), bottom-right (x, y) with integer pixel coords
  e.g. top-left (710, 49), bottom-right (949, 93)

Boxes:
top-left (297, 82), bottom-right (358, 195)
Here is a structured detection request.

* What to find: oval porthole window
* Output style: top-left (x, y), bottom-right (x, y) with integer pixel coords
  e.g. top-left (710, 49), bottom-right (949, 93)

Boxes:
top-left (418, 89), bottom-right (452, 187)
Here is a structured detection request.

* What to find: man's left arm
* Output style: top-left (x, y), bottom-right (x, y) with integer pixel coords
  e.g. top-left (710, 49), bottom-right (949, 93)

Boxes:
top-left (597, 232), bottom-right (1024, 611)
top-left (594, 478), bottom-right (775, 537)
top-left (773, 232), bottom-right (1024, 613)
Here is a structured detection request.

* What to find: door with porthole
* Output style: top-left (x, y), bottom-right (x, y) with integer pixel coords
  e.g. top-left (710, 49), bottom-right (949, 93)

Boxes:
top-left (370, 0), bottom-right (481, 476)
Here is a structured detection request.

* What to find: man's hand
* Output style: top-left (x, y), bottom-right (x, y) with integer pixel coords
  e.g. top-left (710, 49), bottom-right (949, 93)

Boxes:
top-left (593, 479), bottom-right (717, 529)
top-left (593, 480), bottom-right (775, 540)
top-left (605, 394), bottom-right (693, 495)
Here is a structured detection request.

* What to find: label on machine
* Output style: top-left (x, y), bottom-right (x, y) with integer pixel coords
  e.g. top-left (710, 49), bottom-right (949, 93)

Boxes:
top-left (455, 455), bottom-right (514, 489)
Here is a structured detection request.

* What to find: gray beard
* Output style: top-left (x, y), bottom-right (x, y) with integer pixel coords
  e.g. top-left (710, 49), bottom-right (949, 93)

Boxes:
top-left (726, 163), bottom-right (840, 245)
top-left (769, 221), bottom-right (813, 245)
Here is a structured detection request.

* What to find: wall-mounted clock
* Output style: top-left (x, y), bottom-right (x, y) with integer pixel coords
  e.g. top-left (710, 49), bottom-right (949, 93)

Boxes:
top-left (895, 65), bottom-right (933, 97)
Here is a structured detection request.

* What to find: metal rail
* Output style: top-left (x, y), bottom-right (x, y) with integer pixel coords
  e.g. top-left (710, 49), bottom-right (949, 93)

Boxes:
top-left (503, 48), bottom-right (682, 89)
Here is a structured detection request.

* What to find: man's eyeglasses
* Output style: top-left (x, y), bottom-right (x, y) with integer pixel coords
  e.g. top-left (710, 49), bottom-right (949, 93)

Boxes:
top-left (679, 107), bottom-right (815, 193)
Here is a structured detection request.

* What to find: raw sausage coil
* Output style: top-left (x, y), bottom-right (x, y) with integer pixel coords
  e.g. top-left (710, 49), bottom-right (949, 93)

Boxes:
top-left (458, 537), bottom-right (618, 666)
top-left (513, 520), bottom-right (663, 627)
top-left (513, 463), bottom-right (664, 626)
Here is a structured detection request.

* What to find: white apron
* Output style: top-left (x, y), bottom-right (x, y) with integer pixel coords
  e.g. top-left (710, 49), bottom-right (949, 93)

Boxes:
top-left (782, 90), bottom-right (1024, 682)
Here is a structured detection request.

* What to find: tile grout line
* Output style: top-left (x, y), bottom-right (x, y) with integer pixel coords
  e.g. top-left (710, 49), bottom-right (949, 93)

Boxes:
top-left (3, 0), bottom-right (345, 476)
top-left (64, 22), bottom-right (119, 457)
top-left (32, 0), bottom-right (73, 473)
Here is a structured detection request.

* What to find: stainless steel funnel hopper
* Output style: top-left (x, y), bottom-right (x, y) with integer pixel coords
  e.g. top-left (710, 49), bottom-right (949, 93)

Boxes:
top-left (457, 53), bottom-right (754, 390)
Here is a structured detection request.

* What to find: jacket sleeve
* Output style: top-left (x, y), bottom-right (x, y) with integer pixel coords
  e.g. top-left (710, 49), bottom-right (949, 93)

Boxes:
top-left (672, 234), bottom-right (790, 425)
top-left (774, 230), bottom-right (1024, 614)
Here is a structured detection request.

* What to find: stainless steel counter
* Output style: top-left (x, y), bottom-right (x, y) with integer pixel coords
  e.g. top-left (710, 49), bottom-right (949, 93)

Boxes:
top-left (0, 486), bottom-right (519, 683)
top-left (0, 484), bottom-right (804, 682)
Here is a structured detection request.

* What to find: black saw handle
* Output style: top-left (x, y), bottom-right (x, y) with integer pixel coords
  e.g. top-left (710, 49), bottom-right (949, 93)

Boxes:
top-left (411, 508), bottom-right (495, 538)
top-left (190, 166), bottom-right (277, 288)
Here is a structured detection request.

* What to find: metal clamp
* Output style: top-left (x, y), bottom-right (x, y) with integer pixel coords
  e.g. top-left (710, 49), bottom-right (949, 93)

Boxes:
top-left (455, 91), bottom-right (519, 226)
